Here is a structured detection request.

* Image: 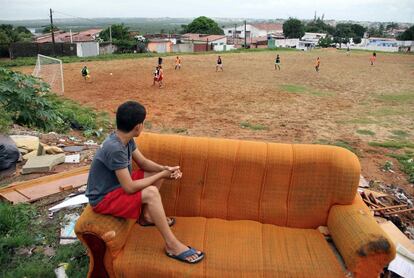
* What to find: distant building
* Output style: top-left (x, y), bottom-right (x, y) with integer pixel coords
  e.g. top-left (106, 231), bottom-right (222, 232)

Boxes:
top-left (222, 23), bottom-right (283, 39)
top-left (181, 33), bottom-right (227, 46)
top-left (147, 39), bottom-right (174, 53)
top-left (35, 29), bottom-right (102, 43)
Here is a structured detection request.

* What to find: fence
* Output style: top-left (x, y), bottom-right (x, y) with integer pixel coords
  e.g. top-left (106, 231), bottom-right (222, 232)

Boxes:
top-left (9, 42), bottom-right (77, 59)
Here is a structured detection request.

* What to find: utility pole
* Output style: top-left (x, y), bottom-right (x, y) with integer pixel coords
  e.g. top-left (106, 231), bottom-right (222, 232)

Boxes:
top-left (50, 8), bottom-right (56, 56)
top-left (109, 25), bottom-right (112, 43)
top-left (234, 24), bottom-right (236, 45)
top-left (244, 20), bottom-right (247, 48)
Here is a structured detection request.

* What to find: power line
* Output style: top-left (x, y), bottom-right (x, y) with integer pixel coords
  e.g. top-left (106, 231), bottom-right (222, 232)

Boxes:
top-left (52, 10), bottom-right (106, 26)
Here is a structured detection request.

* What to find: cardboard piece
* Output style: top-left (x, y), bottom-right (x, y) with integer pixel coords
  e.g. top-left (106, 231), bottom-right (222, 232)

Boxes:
top-left (65, 154), bottom-right (80, 164)
top-left (49, 194), bottom-right (88, 212)
top-left (22, 154), bottom-right (65, 174)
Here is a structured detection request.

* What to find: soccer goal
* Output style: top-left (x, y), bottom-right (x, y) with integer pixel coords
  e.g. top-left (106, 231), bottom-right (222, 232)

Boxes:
top-left (32, 54), bottom-right (64, 95)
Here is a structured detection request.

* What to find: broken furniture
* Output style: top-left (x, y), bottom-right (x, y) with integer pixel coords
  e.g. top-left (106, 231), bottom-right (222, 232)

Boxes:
top-left (75, 133), bottom-right (396, 277)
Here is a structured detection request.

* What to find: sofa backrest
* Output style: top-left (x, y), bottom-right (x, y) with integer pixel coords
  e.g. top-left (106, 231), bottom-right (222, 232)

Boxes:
top-left (136, 133), bottom-right (360, 229)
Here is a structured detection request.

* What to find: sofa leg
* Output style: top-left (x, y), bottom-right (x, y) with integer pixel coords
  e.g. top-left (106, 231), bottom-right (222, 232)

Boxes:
top-left (83, 233), bottom-right (110, 278)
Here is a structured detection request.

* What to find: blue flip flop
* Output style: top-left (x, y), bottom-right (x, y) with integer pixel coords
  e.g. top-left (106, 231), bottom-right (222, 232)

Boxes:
top-left (166, 246), bottom-right (205, 264)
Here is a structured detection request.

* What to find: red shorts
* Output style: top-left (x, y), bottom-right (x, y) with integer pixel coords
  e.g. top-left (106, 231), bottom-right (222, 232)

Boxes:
top-left (92, 169), bottom-right (145, 219)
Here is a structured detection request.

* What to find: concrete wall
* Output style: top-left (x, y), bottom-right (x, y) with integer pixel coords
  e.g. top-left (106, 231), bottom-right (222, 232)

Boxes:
top-left (268, 39), bottom-right (299, 48)
top-left (147, 41), bottom-right (173, 53)
top-left (99, 43), bottom-right (117, 55)
top-left (76, 42), bottom-right (99, 57)
top-left (349, 45), bottom-right (399, 52)
top-left (213, 44), bottom-right (236, 51)
top-left (172, 43), bottom-right (194, 53)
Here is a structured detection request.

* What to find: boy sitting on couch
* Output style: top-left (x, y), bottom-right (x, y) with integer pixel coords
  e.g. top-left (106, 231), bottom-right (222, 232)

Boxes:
top-left (86, 101), bottom-right (204, 264)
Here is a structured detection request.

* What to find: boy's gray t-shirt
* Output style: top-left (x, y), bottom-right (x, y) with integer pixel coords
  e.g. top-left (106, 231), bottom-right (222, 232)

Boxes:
top-left (86, 132), bottom-right (136, 206)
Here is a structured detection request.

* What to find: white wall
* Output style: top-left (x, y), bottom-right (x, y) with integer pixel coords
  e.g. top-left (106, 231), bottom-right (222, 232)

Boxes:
top-left (223, 24), bottom-right (263, 38)
top-left (210, 37), bottom-right (227, 46)
top-left (76, 42), bottom-right (99, 57)
top-left (213, 44), bottom-right (236, 51)
top-left (274, 38), bottom-right (299, 47)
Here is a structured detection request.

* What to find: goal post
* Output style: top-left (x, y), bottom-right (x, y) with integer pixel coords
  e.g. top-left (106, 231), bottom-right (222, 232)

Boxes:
top-left (32, 54), bottom-right (64, 95)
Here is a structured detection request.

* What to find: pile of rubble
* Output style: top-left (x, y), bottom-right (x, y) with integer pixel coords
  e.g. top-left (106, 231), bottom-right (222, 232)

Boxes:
top-left (0, 127), bottom-right (100, 180)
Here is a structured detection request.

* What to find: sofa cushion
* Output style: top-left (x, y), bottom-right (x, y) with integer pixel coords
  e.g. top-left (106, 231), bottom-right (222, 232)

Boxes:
top-left (112, 217), bottom-right (345, 277)
top-left (136, 133), bottom-right (360, 229)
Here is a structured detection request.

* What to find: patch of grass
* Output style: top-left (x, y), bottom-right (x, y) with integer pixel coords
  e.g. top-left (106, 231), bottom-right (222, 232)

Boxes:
top-left (0, 202), bottom-right (88, 277)
top-left (314, 139), bottom-right (359, 156)
top-left (144, 120), bottom-right (153, 130)
top-left (368, 108), bottom-right (405, 117)
top-left (280, 84), bottom-right (334, 97)
top-left (0, 105), bottom-right (12, 133)
top-left (369, 141), bottom-right (414, 149)
top-left (391, 130), bottom-right (409, 138)
top-left (376, 93), bottom-right (414, 103)
top-left (240, 121), bottom-right (267, 131)
top-left (339, 118), bottom-right (377, 125)
top-left (356, 129), bottom-right (375, 136)
top-left (387, 152), bottom-right (414, 183)
top-left (171, 127), bottom-right (188, 134)
top-left (280, 84), bottom-right (307, 93)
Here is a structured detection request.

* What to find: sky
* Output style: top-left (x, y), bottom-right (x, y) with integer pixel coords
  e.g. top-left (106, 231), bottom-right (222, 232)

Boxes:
top-left (1, 0), bottom-right (413, 23)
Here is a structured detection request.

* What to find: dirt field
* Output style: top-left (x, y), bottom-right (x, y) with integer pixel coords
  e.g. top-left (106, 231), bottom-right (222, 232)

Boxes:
top-left (20, 49), bottom-right (414, 195)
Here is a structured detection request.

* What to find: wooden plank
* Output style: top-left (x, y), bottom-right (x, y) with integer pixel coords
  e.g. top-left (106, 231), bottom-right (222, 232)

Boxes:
top-left (363, 189), bottom-right (390, 199)
top-left (0, 166), bottom-right (90, 204)
top-left (371, 204), bottom-right (408, 211)
top-left (383, 207), bottom-right (414, 215)
top-left (380, 221), bottom-right (414, 253)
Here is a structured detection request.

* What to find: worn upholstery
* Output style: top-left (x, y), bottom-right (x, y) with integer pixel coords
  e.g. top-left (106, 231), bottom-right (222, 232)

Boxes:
top-left (75, 133), bottom-right (395, 277)
top-left (113, 217), bottom-right (344, 277)
top-left (328, 194), bottom-right (396, 278)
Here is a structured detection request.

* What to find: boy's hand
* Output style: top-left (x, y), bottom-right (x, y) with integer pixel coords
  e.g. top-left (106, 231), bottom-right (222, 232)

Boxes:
top-left (162, 168), bottom-right (182, 180)
top-left (163, 165), bottom-right (180, 172)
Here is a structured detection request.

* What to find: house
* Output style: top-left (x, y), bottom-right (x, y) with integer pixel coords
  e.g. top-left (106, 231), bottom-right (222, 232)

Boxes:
top-left (147, 39), bottom-right (173, 53)
top-left (181, 33), bottom-right (227, 46)
top-left (349, 37), bottom-right (402, 52)
top-left (35, 29), bottom-right (102, 43)
top-left (296, 32), bottom-right (327, 51)
top-left (268, 38), bottom-right (300, 48)
top-left (222, 23), bottom-right (283, 39)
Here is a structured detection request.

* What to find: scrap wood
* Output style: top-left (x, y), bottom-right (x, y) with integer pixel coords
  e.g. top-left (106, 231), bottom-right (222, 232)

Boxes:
top-left (384, 207), bottom-right (414, 215)
top-left (363, 188), bottom-right (390, 199)
top-left (0, 166), bottom-right (90, 204)
top-left (371, 204), bottom-right (408, 211)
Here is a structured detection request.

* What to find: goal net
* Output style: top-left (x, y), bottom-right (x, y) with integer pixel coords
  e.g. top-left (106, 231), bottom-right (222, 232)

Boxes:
top-left (32, 54), bottom-right (64, 95)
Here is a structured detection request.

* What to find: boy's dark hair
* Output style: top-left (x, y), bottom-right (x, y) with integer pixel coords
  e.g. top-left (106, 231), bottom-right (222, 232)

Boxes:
top-left (116, 101), bottom-right (146, 132)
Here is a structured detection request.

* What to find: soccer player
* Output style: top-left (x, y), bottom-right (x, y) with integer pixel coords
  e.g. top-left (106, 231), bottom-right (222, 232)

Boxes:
top-left (216, 56), bottom-right (223, 72)
top-left (370, 52), bottom-right (376, 66)
top-left (275, 54), bottom-right (281, 70)
top-left (175, 56), bottom-right (181, 70)
top-left (81, 65), bottom-right (90, 81)
top-left (315, 57), bottom-right (320, 72)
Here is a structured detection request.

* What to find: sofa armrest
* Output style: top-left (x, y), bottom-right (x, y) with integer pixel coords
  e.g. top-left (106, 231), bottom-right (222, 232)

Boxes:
top-left (327, 194), bottom-right (396, 278)
top-left (75, 205), bottom-right (136, 277)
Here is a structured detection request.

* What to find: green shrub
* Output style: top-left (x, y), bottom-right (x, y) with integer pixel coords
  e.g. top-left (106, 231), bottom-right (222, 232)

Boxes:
top-left (0, 67), bottom-right (111, 137)
top-left (388, 153), bottom-right (414, 183)
top-left (0, 105), bottom-right (12, 133)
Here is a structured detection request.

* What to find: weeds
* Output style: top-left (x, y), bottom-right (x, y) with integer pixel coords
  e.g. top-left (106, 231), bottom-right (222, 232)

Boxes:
top-left (356, 129), bottom-right (375, 136)
top-left (240, 121), bottom-right (267, 131)
top-left (387, 152), bottom-right (414, 183)
top-left (369, 141), bottom-right (414, 149)
top-left (0, 202), bottom-right (88, 277)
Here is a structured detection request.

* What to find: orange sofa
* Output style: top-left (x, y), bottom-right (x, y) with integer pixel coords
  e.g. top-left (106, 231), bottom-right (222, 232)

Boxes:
top-left (75, 133), bottom-right (396, 278)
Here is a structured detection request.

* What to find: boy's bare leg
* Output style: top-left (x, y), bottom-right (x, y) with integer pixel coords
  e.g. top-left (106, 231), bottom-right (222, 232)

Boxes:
top-left (141, 186), bottom-right (202, 261)
top-left (141, 172), bottom-right (168, 223)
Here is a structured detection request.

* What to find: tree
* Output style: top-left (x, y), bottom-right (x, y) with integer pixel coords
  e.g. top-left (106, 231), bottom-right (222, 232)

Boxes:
top-left (318, 36), bottom-right (333, 47)
top-left (305, 18), bottom-right (334, 35)
top-left (0, 25), bottom-right (32, 44)
top-left (182, 16), bottom-right (224, 35)
top-left (100, 24), bottom-right (130, 41)
top-left (334, 23), bottom-right (356, 45)
top-left (283, 18), bottom-right (305, 39)
top-left (398, 26), bottom-right (414, 40)
top-left (351, 24), bottom-right (366, 38)
top-left (42, 25), bottom-right (60, 34)
top-left (353, 37), bottom-right (362, 44)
